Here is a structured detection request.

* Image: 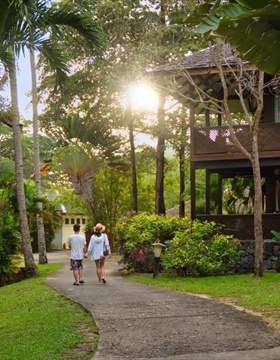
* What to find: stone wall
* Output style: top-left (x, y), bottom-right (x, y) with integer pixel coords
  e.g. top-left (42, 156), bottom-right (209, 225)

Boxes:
top-left (236, 240), bottom-right (280, 273)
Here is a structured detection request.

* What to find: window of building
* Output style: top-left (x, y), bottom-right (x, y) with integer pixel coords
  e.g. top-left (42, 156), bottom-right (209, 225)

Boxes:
top-left (77, 218), bottom-right (80, 224)
top-left (71, 218), bottom-right (75, 224)
top-left (82, 218), bottom-right (86, 224)
top-left (65, 218), bottom-right (69, 225)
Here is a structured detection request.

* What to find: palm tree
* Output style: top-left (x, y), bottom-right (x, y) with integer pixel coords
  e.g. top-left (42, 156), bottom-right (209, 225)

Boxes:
top-left (0, 0), bottom-right (104, 272)
top-left (9, 49), bottom-right (35, 274)
top-left (53, 144), bottom-right (101, 219)
top-left (30, 49), bottom-right (47, 264)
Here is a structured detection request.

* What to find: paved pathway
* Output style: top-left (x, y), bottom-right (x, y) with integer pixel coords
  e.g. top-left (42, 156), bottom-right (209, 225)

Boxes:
top-left (47, 252), bottom-right (280, 360)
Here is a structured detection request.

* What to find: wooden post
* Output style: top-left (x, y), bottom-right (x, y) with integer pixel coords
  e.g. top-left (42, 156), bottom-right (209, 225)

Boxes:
top-left (265, 174), bottom-right (276, 213)
top-left (217, 174), bottom-right (223, 214)
top-left (217, 112), bottom-right (222, 126)
top-left (190, 105), bottom-right (196, 219)
top-left (205, 109), bottom-right (210, 127)
top-left (190, 105), bottom-right (195, 158)
top-left (216, 116), bottom-right (223, 214)
top-left (179, 113), bottom-right (187, 218)
top-left (191, 163), bottom-right (196, 220)
top-left (206, 170), bottom-right (211, 214)
top-left (204, 110), bottom-right (211, 214)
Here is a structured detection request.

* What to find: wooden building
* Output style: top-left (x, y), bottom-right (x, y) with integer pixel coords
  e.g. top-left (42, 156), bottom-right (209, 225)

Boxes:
top-left (153, 45), bottom-right (280, 240)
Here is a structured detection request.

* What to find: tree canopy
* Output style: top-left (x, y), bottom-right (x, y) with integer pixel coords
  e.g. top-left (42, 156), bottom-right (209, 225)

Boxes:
top-left (192, 0), bottom-right (280, 74)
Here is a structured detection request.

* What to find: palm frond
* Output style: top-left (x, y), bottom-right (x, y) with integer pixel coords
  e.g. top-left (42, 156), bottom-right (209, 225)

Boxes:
top-left (0, 0), bottom-right (105, 81)
top-left (43, 4), bottom-right (105, 52)
top-left (0, 45), bottom-right (12, 69)
top-left (39, 40), bottom-right (69, 88)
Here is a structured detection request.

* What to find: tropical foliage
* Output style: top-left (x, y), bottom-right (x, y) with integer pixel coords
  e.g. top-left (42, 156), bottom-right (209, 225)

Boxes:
top-left (0, 155), bottom-right (60, 283)
top-left (0, 190), bottom-right (20, 284)
top-left (117, 214), bottom-right (240, 275)
top-left (1, 0), bottom-right (266, 282)
top-left (163, 226), bottom-right (240, 276)
top-left (0, 0), bottom-right (105, 272)
top-left (25, 181), bottom-right (61, 252)
top-left (192, 0), bottom-right (280, 74)
top-left (0, 0), bottom-right (104, 75)
top-left (117, 213), bottom-right (188, 272)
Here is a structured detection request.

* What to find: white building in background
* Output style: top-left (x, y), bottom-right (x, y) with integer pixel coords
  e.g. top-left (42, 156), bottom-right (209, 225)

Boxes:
top-left (52, 212), bottom-right (89, 250)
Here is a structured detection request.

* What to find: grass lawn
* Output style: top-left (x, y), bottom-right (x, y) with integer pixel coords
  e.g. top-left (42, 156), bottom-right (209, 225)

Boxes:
top-left (129, 272), bottom-right (280, 328)
top-left (0, 264), bottom-right (99, 360)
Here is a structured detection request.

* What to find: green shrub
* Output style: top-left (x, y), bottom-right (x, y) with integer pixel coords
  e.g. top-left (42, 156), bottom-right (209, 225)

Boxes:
top-left (117, 214), bottom-right (191, 271)
top-left (117, 215), bottom-right (240, 275)
top-left (163, 222), bottom-right (240, 276)
top-left (0, 196), bottom-right (21, 284)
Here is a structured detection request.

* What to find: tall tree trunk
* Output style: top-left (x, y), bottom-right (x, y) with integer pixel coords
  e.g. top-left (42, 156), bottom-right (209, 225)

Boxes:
top-left (155, 0), bottom-right (167, 215)
top-left (30, 49), bottom-right (47, 264)
top-left (179, 114), bottom-right (187, 217)
top-left (127, 106), bottom-right (138, 213)
top-left (216, 40), bottom-right (264, 277)
top-left (9, 48), bottom-right (36, 276)
top-left (155, 92), bottom-right (166, 215)
top-left (251, 131), bottom-right (263, 278)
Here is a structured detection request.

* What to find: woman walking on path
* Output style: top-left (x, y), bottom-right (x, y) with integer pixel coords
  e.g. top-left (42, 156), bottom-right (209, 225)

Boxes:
top-left (87, 223), bottom-right (111, 283)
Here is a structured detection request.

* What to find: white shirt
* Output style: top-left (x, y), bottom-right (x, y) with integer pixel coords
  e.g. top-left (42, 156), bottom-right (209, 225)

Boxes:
top-left (68, 234), bottom-right (86, 260)
top-left (88, 233), bottom-right (111, 261)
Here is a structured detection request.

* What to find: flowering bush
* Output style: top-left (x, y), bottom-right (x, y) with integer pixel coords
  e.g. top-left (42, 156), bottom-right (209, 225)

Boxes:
top-left (117, 214), bottom-right (191, 271)
top-left (117, 214), bottom-right (240, 275)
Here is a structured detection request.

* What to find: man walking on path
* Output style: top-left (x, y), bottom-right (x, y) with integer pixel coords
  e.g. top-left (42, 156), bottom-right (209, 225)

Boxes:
top-left (68, 224), bottom-right (86, 285)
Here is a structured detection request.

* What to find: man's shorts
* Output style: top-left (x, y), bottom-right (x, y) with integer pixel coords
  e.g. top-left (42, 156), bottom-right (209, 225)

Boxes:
top-left (70, 259), bottom-right (83, 270)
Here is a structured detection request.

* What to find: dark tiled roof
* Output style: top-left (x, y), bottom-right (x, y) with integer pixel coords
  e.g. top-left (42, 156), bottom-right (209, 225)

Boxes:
top-left (151, 44), bottom-right (247, 73)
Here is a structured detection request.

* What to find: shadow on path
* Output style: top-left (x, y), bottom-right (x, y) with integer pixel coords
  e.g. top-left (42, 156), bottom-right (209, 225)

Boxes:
top-left (46, 252), bottom-right (280, 360)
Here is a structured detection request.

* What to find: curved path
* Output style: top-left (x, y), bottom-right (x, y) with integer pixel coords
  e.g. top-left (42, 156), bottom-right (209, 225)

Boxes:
top-left (47, 252), bottom-right (280, 360)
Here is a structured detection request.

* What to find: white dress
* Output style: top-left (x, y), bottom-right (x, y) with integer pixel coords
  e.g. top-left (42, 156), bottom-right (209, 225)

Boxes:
top-left (88, 233), bottom-right (111, 261)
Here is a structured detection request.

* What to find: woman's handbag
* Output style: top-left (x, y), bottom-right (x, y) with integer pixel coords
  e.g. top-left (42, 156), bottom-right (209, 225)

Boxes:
top-left (103, 235), bottom-right (109, 256)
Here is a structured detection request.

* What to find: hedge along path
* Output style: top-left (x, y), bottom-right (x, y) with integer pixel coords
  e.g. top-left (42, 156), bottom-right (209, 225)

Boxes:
top-left (47, 254), bottom-right (280, 360)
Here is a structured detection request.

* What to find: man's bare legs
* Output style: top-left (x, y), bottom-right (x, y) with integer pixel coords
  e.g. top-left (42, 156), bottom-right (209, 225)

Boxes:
top-left (79, 267), bottom-right (84, 283)
top-left (73, 269), bottom-right (79, 284)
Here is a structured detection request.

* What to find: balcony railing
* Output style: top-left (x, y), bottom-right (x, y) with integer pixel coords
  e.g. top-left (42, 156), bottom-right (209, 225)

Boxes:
top-left (192, 123), bottom-right (280, 161)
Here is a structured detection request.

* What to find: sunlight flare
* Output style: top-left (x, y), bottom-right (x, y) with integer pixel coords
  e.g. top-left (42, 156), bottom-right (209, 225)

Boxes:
top-left (122, 82), bottom-right (159, 112)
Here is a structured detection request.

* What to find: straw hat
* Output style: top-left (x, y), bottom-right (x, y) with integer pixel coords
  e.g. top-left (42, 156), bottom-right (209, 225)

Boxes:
top-left (93, 223), bottom-right (105, 233)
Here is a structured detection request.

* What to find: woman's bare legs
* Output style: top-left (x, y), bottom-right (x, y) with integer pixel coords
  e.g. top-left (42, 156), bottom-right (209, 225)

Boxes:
top-left (100, 257), bottom-right (106, 283)
top-left (95, 260), bottom-right (102, 282)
